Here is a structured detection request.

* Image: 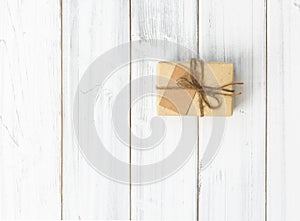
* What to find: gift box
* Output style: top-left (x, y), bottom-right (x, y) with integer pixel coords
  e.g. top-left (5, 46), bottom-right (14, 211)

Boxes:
top-left (156, 59), bottom-right (241, 117)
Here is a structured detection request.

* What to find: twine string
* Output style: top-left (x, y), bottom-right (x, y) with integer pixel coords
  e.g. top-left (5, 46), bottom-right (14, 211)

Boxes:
top-left (157, 58), bottom-right (244, 116)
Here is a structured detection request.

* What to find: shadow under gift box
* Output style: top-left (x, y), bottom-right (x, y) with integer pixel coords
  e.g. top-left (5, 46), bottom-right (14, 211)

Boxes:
top-left (156, 61), bottom-right (235, 116)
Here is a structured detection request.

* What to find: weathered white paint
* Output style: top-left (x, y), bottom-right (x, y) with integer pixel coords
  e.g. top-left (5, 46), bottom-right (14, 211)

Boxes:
top-left (131, 0), bottom-right (199, 220)
top-left (267, 0), bottom-right (300, 220)
top-left (0, 0), bottom-right (61, 219)
top-left (1, 0), bottom-right (298, 220)
top-left (62, 0), bottom-right (130, 219)
top-left (199, 0), bottom-right (266, 220)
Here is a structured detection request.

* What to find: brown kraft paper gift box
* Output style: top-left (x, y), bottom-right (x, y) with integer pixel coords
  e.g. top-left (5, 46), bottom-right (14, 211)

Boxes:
top-left (156, 60), bottom-right (237, 116)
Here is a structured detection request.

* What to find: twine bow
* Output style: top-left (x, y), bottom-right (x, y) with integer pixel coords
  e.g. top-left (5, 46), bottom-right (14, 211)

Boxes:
top-left (157, 58), bottom-right (244, 116)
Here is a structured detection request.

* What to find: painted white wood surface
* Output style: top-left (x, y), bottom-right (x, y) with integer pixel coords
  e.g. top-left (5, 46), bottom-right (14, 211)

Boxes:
top-left (267, 0), bottom-right (300, 220)
top-left (199, 0), bottom-right (266, 220)
top-left (1, 0), bottom-right (299, 220)
top-left (0, 0), bottom-right (61, 219)
top-left (62, 0), bottom-right (130, 219)
top-left (131, 0), bottom-right (198, 220)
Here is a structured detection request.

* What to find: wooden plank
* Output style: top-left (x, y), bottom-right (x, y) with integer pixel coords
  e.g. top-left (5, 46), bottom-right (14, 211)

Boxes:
top-left (267, 0), bottom-right (300, 220)
top-left (62, 0), bottom-right (130, 219)
top-left (0, 0), bottom-right (61, 218)
top-left (199, 0), bottom-right (266, 220)
top-left (131, 0), bottom-right (199, 220)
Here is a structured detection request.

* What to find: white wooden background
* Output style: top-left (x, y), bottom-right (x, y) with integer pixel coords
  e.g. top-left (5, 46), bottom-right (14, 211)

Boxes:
top-left (0, 0), bottom-right (299, 220)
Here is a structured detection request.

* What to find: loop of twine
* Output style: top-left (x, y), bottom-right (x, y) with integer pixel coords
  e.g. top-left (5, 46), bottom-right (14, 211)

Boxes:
top-left (157, 58), bottom-right (244, 117)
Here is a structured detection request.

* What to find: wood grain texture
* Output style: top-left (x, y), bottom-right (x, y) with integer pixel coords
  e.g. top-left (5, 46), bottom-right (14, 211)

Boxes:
top-left (62, 0), bottom-right (130, 219)
top-left (199, 0), bottom-right (266, 220)
top-left (0, 0), bottom-right (61, 218)
top-left (131, 0), bottom-right (199, 220)
top-left (267, 0), bottom-right (300, 220)
top-left (1, 0), bottom-right (299, 220)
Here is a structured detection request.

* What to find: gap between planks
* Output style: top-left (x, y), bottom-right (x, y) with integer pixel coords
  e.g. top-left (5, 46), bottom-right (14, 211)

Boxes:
top-left (60, 0), bottom-right (64, 219)
top-left (265, 0), bottom-right (268, 220)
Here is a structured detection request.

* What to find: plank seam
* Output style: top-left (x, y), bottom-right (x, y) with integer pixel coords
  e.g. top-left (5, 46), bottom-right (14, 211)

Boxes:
top-left (265, 0), bottom-right (268, 220)
top-left (60, 0), bottom-right (64, 219)
top-left (196, 0), bottom-right (200, 220)
top-left (129, 0), bottom-right (132, 219)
